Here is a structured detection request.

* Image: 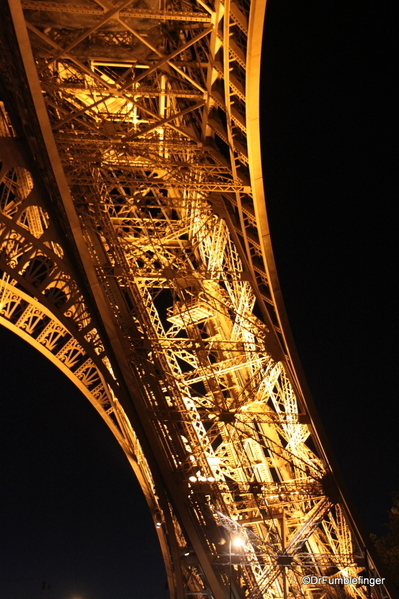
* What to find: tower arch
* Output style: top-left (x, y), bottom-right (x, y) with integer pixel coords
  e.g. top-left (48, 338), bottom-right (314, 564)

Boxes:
top-left (0, 135), bottom-right (177, 594)
top-left (0, 1), bottom-right (391, 597)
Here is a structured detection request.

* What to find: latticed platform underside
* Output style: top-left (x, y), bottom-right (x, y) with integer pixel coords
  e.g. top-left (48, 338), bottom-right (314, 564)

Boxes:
top-left (0, 1), bottom-right (390, 598)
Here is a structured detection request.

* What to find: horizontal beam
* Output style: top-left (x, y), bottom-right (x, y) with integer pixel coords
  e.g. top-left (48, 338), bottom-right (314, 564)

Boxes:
top-left (22, 1), bottom-right (212, 22)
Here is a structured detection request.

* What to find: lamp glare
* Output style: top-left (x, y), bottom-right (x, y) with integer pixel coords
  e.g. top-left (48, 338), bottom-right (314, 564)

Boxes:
top-left (232, 536), bottom-right (244, 547)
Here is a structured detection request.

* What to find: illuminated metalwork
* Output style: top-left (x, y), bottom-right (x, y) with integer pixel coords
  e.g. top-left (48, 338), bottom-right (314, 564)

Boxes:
top-left (0, 2), bottom-right (390, 598)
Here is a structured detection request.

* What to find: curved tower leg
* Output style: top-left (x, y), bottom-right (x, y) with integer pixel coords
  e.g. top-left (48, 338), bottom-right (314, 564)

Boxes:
top-left (0, 1), bottom-right (393, 598)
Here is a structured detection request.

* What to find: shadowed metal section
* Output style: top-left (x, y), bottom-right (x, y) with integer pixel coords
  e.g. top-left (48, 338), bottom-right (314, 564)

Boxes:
top-left (0, 1), bottom-right (392, 598)
top-left (0, 130), bottom-right (178, 593)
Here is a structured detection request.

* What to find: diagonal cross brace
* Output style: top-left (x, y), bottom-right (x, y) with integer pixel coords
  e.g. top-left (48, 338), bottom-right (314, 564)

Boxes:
top-left (37, 0), bottom-right (136, 74)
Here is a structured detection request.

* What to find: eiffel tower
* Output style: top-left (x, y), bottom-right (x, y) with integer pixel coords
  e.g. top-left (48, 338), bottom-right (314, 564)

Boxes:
top-left (0, 1), bottom-right (392, 598)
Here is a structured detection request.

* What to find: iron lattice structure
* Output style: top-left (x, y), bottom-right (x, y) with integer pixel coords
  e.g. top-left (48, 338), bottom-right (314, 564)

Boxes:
top-left (0, 2), bottom-right (391, 598)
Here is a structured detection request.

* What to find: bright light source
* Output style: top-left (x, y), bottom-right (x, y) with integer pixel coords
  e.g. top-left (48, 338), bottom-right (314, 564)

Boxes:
top-left (208, 476), bottom-right (215, 482)
top-left (189, 476), bottom-right (197, 482)
top-left (232, 536), bottom-right (244, 547)
top-left (156, 522), bottom-right (162, 528)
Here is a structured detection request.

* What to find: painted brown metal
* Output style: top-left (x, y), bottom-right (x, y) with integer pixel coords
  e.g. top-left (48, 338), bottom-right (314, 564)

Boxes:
top-left (0, 1), bottom-right (392, 597)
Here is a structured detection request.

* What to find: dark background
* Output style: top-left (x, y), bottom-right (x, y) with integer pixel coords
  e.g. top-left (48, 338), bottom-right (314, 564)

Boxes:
top-left (1, 1), bottom-right (397, 598)
top-left (260, 0), bottom-right (397, 539)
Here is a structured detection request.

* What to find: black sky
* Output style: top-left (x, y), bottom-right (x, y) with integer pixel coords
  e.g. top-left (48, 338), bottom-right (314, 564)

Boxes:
top-left (260, 0), bottom-right (397, 537)
top-left (0, 326), bottom-right (167, 599)
top-left (1, 1), bottom-right (397, 598)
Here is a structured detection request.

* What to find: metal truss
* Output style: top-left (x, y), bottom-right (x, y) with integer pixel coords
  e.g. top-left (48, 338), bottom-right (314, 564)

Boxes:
top-left (0, 2), bottom-right (392, 599)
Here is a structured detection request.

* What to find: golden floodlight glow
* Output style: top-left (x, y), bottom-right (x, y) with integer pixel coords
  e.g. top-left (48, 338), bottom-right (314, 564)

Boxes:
top-left (0, 0), bottom-right (388, 592)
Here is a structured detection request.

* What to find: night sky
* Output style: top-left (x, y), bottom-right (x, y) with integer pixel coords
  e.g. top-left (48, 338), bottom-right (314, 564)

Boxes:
top-left (1, 1), bottom-right (397, 598)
